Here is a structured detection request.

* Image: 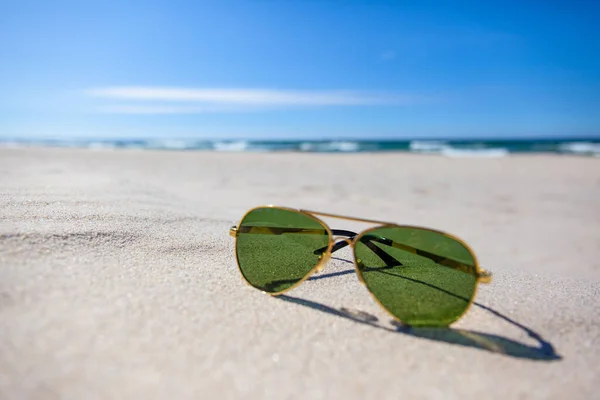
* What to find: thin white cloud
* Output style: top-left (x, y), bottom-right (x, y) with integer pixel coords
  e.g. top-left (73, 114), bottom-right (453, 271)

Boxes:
top-left (88, 87), bottom-right (413, 105)
top-left (96, 104), bottom-right (251, 114)
top-left (87, 86), bottom-right (434, 114)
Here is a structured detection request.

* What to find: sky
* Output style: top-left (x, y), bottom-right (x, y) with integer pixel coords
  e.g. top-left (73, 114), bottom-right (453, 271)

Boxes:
top-left (0, 0), bottom-right (599, 140)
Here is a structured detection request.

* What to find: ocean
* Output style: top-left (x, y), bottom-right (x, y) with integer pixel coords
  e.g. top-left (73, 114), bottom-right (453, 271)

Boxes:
top-left (1, 137), bottom-right (600, 157)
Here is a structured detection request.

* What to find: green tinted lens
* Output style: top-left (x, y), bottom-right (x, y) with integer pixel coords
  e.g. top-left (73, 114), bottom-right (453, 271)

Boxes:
top-left (235, 207), bottom-right (331, 293)
top-left (354, 226), bottom-right (478, 326)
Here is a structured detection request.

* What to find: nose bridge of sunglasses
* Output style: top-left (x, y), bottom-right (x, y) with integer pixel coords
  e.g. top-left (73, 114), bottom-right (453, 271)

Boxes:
top-left (334, 237), bottom-right (353, 246)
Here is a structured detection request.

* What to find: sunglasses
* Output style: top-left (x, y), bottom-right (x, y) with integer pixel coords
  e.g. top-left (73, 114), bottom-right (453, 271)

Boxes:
top-left (229, 206), bottom-right (492, 327)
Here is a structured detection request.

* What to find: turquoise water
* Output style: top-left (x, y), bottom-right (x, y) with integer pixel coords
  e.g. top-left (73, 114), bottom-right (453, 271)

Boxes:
top-left (2, 137), bottom-right (600, 157)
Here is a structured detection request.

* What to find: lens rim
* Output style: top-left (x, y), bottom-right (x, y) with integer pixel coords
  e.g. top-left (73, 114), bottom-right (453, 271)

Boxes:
top-left (351, 224), bottom-right (482, 327)
top-left (233, 205), bottom-right (334, 296)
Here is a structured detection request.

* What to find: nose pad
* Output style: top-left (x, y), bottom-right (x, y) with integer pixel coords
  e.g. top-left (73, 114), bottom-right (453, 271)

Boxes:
top-left (314, 251), bottom-right (331, 273)
top-left (355, 259), bottom-right (367, 285)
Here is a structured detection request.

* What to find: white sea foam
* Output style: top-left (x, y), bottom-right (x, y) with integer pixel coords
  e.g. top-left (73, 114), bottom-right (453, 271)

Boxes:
top-left (409, 140), bottom-right (508, 157)
top-left (299, 141), bottom-right (360, 152)
top-left (558, 142), bottom-right (600, 156)
top-left (213, 141), bottom-right (249, 152)
top-left (441, 147), bottom-right (509, 158)
top-left (87, 142), bottom-right (117, 150)
top-left (409, 140), bottom-right (448, 153)
top-left (299, 142), bottom-right (314, 152)
top-left (155, 140), bottom-right (191, 150)
top-left (326, 141), bottom-right (360, 152)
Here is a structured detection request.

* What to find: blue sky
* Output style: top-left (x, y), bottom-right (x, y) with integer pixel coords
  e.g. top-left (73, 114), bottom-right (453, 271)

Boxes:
top-left (0, 0), bottom-right (598, 140)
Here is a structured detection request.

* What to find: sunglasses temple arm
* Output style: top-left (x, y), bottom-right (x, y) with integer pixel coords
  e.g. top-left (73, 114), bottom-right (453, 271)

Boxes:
top-left (363, 234), bottom-right (492, 283)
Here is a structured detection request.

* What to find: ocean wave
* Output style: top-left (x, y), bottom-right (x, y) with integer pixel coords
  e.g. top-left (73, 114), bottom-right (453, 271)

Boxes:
top-left (558, 142), bottom-right (600, 156)
top-left (145, 139), bottom-right (211, 150)
top-left (409, 140), bottom-right (448, 153)
top-left (409, 140), bottom-right (508, 157)
top-left (2, 138), bottom-right (600, 156)
top-left (87, 142), bottom-right (118, 150)
top-left (300, 141), bottom-right (360, 152)
top-left (441, 147), bottom-right (509, 158)
top-left (213, 141), bottom-right (250, 152)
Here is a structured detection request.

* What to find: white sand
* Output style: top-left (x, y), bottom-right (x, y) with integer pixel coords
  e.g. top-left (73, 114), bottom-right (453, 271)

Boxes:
top-left (1, 148), bottom-right (599, 399)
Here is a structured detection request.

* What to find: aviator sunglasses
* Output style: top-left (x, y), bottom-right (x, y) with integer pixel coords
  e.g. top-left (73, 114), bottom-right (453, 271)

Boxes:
top-left (230, 206), bottom-right (492, 327)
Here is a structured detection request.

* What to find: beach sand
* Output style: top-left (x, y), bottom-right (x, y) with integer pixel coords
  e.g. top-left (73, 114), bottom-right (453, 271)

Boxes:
top-left (1, 147), bottom-right (599, 399)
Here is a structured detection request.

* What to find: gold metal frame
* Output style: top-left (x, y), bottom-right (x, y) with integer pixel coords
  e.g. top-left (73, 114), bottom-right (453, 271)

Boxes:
top-left (230, 205), bottom-right (493, 327)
